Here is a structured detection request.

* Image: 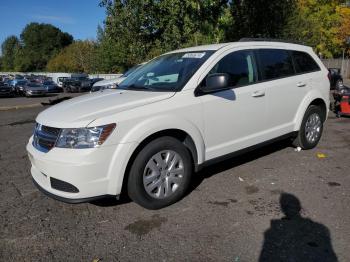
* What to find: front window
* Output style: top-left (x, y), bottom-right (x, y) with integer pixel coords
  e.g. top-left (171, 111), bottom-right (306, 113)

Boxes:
top-left (119, 51), bottom-right (214, 91)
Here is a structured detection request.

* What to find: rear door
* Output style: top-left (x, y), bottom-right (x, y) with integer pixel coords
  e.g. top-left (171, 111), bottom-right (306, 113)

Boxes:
top-left (256, 49), bottom-right (309, 136)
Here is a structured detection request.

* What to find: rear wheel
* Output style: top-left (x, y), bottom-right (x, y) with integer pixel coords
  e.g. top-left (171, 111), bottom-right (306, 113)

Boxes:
top-left (127, 136), bottom-right (192, 209)
top-left (293, 105), bottom-right (324, 149)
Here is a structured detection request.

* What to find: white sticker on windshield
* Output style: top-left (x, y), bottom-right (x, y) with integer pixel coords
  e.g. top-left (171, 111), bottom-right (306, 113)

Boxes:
top-left (182, 52), bottom-right (206, 59)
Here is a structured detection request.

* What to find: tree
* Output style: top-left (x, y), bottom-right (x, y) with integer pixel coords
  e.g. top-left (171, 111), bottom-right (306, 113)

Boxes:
top-left (16, 23), bottom-right (73, 71)
top-left (1, 36), bottom-right (20, 71)
top-left (336, 3), bottom-right (350, 55)
top-left (284, 0), bottom-right (345, 58)
top-left (47, 40), bottom-right (98, 73)
top-left (228, 0), bottom-right (296, 40)
top-left (99, 0), bottom-right (230, 69)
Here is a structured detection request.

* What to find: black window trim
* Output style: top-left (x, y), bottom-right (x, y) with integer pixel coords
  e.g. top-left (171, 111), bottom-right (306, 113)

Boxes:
top-left (255, 48), bottom-right (296, 82)
top-left (290, 50), bottom-right (321, 75)
top-left (253, 48), bottom-right (322, 85)
top-left (195, 49), bottom-right (259, 96)
top-left (194, 48), bottom-right (321, 97)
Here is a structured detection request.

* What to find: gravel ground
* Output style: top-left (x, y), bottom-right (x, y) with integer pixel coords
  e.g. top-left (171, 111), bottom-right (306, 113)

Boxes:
top-left (0, 106), bottom-right (349, 262)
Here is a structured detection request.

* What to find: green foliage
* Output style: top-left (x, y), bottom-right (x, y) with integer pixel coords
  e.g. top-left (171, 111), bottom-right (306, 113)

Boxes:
top-left (228, 0), bottom-right (297, 40)
top-left (1, 1), bottom-right (350, 72)
top-left (18, 23), bottom-right (73, 71)
top-left (0, 23), bottom-right (73, 71)
top-left (284, 0), bottom-right (345, 58)
top-left (1, 36), bottom-right (20, 71)
top-left (47, 40), bottom-right (98, 73)
top-left (99, 0), bottom-right (230, 68)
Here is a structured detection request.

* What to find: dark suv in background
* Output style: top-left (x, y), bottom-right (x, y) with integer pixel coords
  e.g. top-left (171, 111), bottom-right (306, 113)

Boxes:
top-left (328, 68), bottom-right (343, 90)
top-left (62, 77), bottom-right (92, 92)
top-left (0, 81), bottom-right (16, 97)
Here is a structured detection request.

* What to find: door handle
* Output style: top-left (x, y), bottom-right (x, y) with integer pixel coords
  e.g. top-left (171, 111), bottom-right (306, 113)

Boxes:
top-left (297, 82), bottom-right (307, 87)
top-left (252, 90), bottom-right (265, 97)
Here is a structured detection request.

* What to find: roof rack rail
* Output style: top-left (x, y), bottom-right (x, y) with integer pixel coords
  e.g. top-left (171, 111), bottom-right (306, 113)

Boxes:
top-left (239, 38), bottom-right (304, 45)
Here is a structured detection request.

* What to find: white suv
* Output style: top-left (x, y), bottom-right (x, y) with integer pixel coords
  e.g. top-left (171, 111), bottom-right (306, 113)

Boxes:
top-left (27, 40), bottom-right (330, 209)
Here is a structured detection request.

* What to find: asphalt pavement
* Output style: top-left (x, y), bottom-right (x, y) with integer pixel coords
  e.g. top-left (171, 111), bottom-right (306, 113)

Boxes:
top-left (0, 93), bottom-right (82, 111)
top-left (0, 106), bottom-right (349, 261)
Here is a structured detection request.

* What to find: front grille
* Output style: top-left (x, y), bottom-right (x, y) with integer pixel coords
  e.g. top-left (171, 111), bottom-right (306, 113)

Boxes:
top-left (50, 177), bottom-right (79, 193)
top-left (33, 123), bottom-right (61, 152)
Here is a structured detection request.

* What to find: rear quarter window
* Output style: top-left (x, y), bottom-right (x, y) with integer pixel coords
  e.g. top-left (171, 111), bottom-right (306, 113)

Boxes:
top-left (292, 51), bottom-right (320, 74)
top-left (257, 49), bottom-right (295, 81)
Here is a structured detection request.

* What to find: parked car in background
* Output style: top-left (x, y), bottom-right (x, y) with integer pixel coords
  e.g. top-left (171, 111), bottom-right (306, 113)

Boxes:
top-left (0, 81), bottom-right (16, 97)
top-left (57, 77), bottom-right (68, 87)
top-left (42, 80), bottom-right (63, 93)
top-left (14, 74), bottom-right (24, 80)
top-left (63, 76), bottom-right (92, 92)
top-left (10, 79), bottom-right (27, 87)
top-left (90, 78), bottom-right (104, 85)
top-left (24, 83), bottom-right (47, 97)
top-left (91, 64), bottom-right (144, 92)
top-left (328, 68), bottom-right (343, 90)
top-left (12, 80), bottom-right (28, 95)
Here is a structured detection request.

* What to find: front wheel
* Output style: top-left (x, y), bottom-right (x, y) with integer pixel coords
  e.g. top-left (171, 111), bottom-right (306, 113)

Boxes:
top-left (293, 105), bottom-right (324, 150)
top-left (127, 136), bottom-right (193, 209)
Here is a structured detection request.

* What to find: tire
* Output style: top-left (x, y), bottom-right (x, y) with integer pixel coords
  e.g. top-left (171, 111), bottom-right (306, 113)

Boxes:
top-left (293, 105), bottom-right (324, 150)
top-left (127, 136), bottom-right (193, 209)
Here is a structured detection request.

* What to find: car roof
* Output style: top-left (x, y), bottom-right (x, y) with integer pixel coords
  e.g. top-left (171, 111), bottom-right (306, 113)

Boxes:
top-left (167, 41), bottom-right (312, 54)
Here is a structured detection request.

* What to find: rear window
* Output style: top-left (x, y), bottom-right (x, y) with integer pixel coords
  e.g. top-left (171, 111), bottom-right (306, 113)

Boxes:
top-left (257, 49), bottom-right (294, 80)
top-left (292, 51), bottom-right (320, 74)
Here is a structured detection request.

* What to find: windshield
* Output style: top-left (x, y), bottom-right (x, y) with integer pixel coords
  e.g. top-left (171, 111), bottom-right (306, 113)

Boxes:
top-left (123, 65), bottom-right (142, 77)
top-left (119, 51), bottom-right (214, 91)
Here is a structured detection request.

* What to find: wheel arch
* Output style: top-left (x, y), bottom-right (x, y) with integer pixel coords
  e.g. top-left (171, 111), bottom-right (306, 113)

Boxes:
top-left (119, 128), bottom-right (201, 196)
top-left (294, 91), bottom-right (328, 131)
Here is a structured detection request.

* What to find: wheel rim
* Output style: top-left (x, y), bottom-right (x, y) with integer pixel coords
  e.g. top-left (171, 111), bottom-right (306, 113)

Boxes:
top-left (305, 113), bottom-right (322, 143)
top-left (143, 150), bottom-right (184, 199)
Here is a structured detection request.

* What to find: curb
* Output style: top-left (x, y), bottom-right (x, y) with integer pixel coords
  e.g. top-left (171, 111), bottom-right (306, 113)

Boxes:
top-left (0, 103), bottom-right (42, 111)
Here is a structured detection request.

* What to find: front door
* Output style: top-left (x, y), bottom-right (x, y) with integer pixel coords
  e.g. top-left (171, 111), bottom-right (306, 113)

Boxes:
top-left (199, 49), bottom-right (267, 160)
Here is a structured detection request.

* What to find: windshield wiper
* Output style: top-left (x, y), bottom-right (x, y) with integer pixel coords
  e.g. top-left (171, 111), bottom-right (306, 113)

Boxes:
top-left (124, 84), bottom-right (154, 91)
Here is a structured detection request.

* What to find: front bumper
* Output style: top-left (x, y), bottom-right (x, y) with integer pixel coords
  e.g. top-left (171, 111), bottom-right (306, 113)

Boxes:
top-left (27, 137), bottom-right (137, 202)
top-left (32, 179), bottom-right (114, 203)
top-left (26, 91), bottom-right (46, 96)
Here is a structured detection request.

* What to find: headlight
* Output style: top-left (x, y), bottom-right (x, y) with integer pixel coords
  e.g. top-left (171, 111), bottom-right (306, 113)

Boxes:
top-left (103, 84), bottom-right (118, 90)
top-left (56, 123), bottom-right (116, 149)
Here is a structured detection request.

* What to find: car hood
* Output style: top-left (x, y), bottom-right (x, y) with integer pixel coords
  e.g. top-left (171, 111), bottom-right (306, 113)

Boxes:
top-left (36, 89), bottom-right (175, 128)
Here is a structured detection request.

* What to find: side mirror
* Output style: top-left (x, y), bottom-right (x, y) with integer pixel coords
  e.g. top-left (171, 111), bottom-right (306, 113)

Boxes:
top-left (203, 73), bottom-right (229, 93)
